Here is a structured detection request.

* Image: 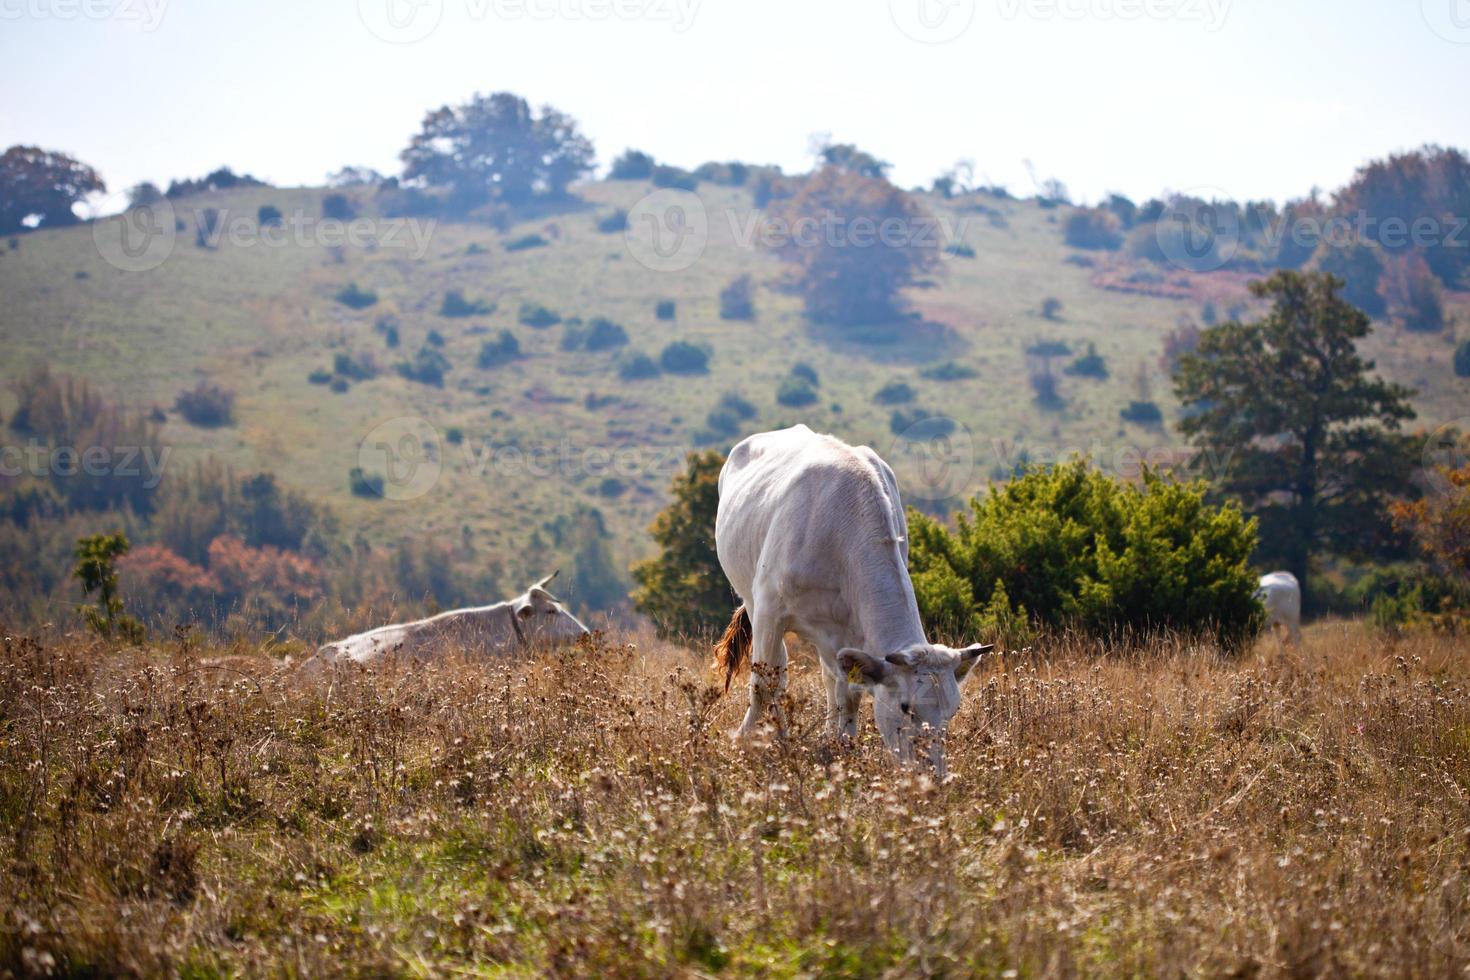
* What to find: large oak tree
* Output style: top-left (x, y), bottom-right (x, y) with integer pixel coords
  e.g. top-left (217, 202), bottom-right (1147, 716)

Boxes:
top-left (0, 145), bottom-right (105, 234)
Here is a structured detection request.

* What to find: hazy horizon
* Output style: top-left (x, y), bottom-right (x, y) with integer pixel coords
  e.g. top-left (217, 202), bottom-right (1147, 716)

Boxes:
top-left (3, 0), bottom-right (1469, 209)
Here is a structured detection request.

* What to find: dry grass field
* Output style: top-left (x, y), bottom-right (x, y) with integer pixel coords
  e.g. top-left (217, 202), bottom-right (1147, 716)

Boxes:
top-left (2, 621), bottom-right (1469, 977)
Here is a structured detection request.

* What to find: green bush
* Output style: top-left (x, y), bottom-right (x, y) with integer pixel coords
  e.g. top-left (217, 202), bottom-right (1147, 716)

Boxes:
top-left (1456, 340), bottom-right (1470, 378)
top-left (349, 467), bottom-right (385, 498)
top-left (944, 243), bottom-right (976, 258)
top-left (874, 381), bottom-right (916, 405)
top-left (519, 302), bottom-right (560, 328)
top-left (333, 351), bottom-right (377, 381)
top-left (920, 361), bottom-right (977, 381)
top-left (619, 352), bottom-right (660, 380)
top-left (718, 391), bottom-right (757, 419)
top-left (505, 233), bottom-right (547, 252)
top-left (655, 300), bottom-right (676, 321)
top-left (477, 330), bottom-right (521, 368)
top-left (1063, 207), bottom-right (1124, 250)
top-left (889, 408), bottom-right (955, 438)
top-left (596, 209), bottom-right (628, 233)
top-left (719, 275), bottom-right (755, 321)
top-left (609, 150), bottom-right (656, 180)
top-left (257, 204), bottom-right (283, 226)
top-left (660, 341), bottom-right (709, 374)
top-left (790, 362), bottom-right (819, 386)
top-left (308, 368), bottom-right (332, 385)
top-left (907, 459), bottom-right (1261, 649)
top-left (585, 317), bottom-right (629, 351)
top-left (777, 376), bottom-right (818, 407)
top-left (397, 346), bottom-right (450, 386)
top-left (440, 290), bottom-right (493, 317)
top-left (651, 165), bottom-right (697, 191)
top-left (1120, 400), bottom-right (1163, 425)
top-left (335, 282), bottom-right (378, 309)
top-left (1064, 342), bottom-right (1108, 379)
top-left (174, 381), bottom-right (235, 427)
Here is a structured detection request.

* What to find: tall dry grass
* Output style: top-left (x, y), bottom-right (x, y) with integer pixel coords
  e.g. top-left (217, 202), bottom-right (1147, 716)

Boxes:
top-left (1, 621), bottom-right (1468, 977)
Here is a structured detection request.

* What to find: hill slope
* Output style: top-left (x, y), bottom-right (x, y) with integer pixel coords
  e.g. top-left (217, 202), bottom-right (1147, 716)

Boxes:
top-left (2, 179), bottom-right (1466, 605)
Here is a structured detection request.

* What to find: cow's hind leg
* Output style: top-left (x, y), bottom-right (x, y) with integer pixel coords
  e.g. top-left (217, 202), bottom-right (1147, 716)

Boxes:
top-left (737, 611), bottom-right (789, 739)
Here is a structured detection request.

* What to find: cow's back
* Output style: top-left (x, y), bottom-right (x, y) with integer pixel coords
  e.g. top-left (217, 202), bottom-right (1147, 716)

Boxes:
top-left (716, 425), bottom-right (905, 602)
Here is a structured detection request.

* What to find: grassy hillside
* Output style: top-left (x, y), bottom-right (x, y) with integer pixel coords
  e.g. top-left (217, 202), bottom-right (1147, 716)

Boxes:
top-left (3, 179), bottom-right (1466, 604)
top-left (3, 622), bottom-right (1468, 975)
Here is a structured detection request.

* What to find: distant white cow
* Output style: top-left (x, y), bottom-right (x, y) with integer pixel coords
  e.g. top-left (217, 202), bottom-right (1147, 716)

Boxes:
top-left (1255, 571), bottom-right (1302, 647)
top-left (713, 424), bottom-right (992, 776)
top-left (305, 572), bottom-right (589, 674)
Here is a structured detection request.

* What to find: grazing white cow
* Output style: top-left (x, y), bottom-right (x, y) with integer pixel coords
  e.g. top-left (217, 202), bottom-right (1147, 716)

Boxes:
top-left (306, 572), bottom-right (589, 673)
top-left (1255, 571), bottom-right (1302, 647)
top-left (713, 425), bottom-right (992, 775)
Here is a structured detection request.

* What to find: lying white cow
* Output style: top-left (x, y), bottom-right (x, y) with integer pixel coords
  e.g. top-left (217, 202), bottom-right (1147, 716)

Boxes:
top-left (1255, 570), bottom-right (1302, 647)
top-left (307, 572), bottom-right (589, 673)
top-left (713, 424), bottom-right (992, 775)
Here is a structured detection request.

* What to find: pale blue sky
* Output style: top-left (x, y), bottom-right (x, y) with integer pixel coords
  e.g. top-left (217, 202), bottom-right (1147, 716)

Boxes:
top-left (2, 0), bottom-right (1466, 206)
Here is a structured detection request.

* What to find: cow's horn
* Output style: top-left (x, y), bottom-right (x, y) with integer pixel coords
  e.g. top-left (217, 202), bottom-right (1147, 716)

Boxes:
top-left (534, 570), bottom-right (559, 591)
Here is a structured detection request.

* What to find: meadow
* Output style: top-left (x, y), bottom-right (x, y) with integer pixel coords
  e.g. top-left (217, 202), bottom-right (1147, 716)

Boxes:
top-left (3, 178), bottom-right (1465, 601)
top-left (3, 620), bottom-right (1468, 977)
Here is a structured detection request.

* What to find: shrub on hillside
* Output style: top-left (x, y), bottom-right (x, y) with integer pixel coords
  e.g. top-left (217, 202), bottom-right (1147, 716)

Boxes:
top-left (1456, 340), bottom-right (1470, 378)
top-left (257, 204), bottom-right (283, 226)
top-left (1379, 253), bottom-right (1445, 333)
top-left (874, 381), bottom-right (916, 405)
top-left (440, 290), bottom-right (494, 317)
top-left (1041, 297), bottom-right (1063, 320)
top-left (890, 408), bottom-right (955, 438)
top-left (322, 193), bottom-right (356, 220)
top-left (655, 300), bottom-right (676, 321)
top-left (660, 341), bottom-right (710, 374)
top-left (519, 302), bottom-right (560, 328)
top-left (335, 282), bottom-right (378, 309)
top-left (920, 361), bottom-right (977, 381)
top-left (396, 346), bottom-right (450, 386)
top-left (789, 362), bottom-right (819, 386)
top-left (651, 165), bottom-right (697, 191)
top-left (333, 352), bottom-right (377, 381)
top-left (945, 242), bottom-right (976, 258)
top-left (907, 459), bottom-right (1262, 649)
top-left (308, 368), bottom-right (332, 385)
top-left (1121, 400), bottom-right (1163, 425)
top-left (349, 467), bottom-right (385, 498)
top-left (718, 391), bottom-right (757, 420)
top-left (618, 352), bottom-right (660, 380)
top-left (596, 209), bottom-right (628, 233)
top-left (776, 376), bottom-right (818, 407)
top-left (609, 150), bottom-right (656, 180)
top-left (477, 330), bottom-right (521, 368)
top-left (174, 381), bottom-right (235, 427)
top-left (585, 317), bottom-right (629, 352)
top-left (1064, 207), bottom-right (1124, 250)
top-left (1064, 342), bottom-right (1108, 379)
top-left (719, 275), bottom-right (755, 321)
top-left (505, 233), bottom-right (547, 252)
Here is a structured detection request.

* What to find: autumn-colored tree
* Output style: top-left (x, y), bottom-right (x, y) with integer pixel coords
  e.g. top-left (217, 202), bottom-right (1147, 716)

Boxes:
top-left (0, 145), bottom-right (105, 234)
top-left (1175, 271), bottom-right (1418, 608)
top-left (1392, 460), bottom-right (1470, 586)
top-left (631, 451), bottom-right (732, 641)
top-left (766, 167), bottom-right (941, 325)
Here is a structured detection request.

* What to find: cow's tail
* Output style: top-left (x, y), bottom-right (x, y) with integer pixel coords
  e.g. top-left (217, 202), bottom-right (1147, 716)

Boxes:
top-left (712, 605), bottom-right (752, 693)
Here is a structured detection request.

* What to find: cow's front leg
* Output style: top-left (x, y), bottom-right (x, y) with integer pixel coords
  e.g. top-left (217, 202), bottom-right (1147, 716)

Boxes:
top-left (738, 617), bottom-right (788, 739)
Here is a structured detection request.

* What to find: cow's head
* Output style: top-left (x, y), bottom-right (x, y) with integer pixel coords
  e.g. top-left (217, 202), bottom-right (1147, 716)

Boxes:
top-left (512, 571), bottom-right (591, 646)
top-left (837, 642), bottom-right (993, 777)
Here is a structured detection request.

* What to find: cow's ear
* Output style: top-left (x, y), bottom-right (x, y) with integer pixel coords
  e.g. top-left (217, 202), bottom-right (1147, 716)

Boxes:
top-left (953, 643), bottom-right (994, 682)
top-left (515, 604), bottom-right (534, 619)
top-left (838, 648), bottom-right (890, 685)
